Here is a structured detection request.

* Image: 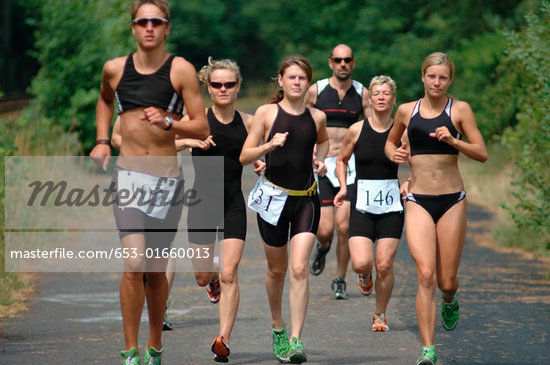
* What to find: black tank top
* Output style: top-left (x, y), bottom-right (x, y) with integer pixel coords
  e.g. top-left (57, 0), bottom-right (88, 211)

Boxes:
top-left (355, 120), bottom-right (398, 180)
top-left (314, 78), bottom-right (364, 128)
top-left (192, 108), bottom-right (247, 210)
top-left (115, 53), bottom-right (184, 115)
top-left (407, 98), bottom-right (461, 156)
top-left (265, 104), bottom-right (317, 190)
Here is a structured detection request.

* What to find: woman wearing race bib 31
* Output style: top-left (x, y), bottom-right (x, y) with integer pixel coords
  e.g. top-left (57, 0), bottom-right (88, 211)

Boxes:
top-left (334, 75), bottom-right (404, 333)
top-left (240, 56), bottom-right (329, 363)
top-left (385, 52), bottom-right (488, 365)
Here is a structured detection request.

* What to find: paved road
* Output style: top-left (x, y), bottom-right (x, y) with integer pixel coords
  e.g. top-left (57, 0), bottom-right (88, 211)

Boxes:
top-left (1, 168), bottom-right (549, 364)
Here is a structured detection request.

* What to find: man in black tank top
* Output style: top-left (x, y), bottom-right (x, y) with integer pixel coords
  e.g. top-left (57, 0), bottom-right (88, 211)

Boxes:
top-left (303, 44), bottom-right (370, 300)
top-left (89, 1), bottom-right (208, 363)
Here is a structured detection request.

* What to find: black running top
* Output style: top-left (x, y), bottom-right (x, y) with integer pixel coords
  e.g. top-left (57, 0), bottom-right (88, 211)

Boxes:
top-left (314, 78), bottom-right (364, 128)
top-left (192, 108), bottom-right (248, 211)
top-left (265, 104), bottom-right (317, 190)
top-left (355, 120), bottom-right (398, 180)
top-left (407, 98), bottom-right (461, 156)
top-left (115, 53), bottom-right (184, 115)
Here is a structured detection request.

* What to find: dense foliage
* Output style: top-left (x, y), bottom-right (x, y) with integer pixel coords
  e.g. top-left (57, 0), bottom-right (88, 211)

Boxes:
top-left (5, 0), bottom-right (549, 258)
top-left (500, 3), bottom-right (550, 252)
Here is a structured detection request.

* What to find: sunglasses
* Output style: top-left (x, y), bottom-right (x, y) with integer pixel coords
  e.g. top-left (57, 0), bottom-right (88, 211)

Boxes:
top-left (210, 81), bottom-right (238, 89)
top-left (132, 17), bottom-right (169, 27)
top-left (332, 57), bottom-right (353, 64)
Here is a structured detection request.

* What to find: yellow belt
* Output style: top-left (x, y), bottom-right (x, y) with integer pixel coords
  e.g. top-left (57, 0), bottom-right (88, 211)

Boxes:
top-left (265, 177), bottom-right (318, 197)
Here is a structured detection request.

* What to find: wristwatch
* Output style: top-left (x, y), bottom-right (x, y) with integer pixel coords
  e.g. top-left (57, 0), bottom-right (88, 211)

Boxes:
top-left (163, 116), bottom-right (174, 131)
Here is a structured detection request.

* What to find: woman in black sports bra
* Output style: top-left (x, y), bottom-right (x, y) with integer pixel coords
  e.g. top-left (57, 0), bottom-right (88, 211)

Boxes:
top-left (240, 56), bottom-right (329, 364)
top-left (385, 52), bottom-right (488, 365)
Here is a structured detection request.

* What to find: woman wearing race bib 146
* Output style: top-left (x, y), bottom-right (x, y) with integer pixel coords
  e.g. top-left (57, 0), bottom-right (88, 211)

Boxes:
top-left (334, 75), bottom-right (404, 333)
top-left (239, 56), bottom-right (329, 363)
top-left (385, 52), bottom-right (488, 365)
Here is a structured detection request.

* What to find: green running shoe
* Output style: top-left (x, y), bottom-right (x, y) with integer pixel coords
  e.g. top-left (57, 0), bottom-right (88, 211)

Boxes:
top-left (120, 347), bottom-right (140, 365)
top-left (272, 326), bottom-right (290, 362)
top-left (441, 298), bottom-right (460, 330)
top-left (144, 347), bottom-right (163, 365)
top-left (288, 337), bottom-right (307, 364)
top-left (416, 345), bottom-right (437, 365)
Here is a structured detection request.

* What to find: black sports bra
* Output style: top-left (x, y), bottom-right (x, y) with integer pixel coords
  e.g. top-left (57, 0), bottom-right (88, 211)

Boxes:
top-left (115, 53), bottom-right (184, 115)
top-left (407, 98), bottom-right (461, 156)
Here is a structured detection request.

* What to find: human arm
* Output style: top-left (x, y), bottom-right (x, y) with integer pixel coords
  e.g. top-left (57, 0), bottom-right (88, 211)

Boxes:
top-left (385, 103), bottom-right (411, 164)
top-left (169, 58), bottom-right (209, 139)
top-left (303, 84), bottom-right (317, 108)
top-left (433, 100), bottom-right (488, 162)
top-left (311, 108), bottom-right (329, 176)
top-left (90, 59), bottom-right (119, 170)
top-left (361, 86), bottom-right (371, 120)
top-left (239, 104), bottom-right (286, 165)
top-left (111, 116), bottom-right (121, 150)
top-left (334, 122), bottom-right (360, 207)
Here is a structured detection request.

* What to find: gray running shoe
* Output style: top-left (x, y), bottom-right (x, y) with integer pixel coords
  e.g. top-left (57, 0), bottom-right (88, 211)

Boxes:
top-left (331, 276), bottom-right (346, 299)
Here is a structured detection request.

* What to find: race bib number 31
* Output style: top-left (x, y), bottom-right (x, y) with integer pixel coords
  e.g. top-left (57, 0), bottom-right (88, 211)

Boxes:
top-left (356, 179), bottom-right (403, 215)
top-left (247, 175), bottom-right (289, 226)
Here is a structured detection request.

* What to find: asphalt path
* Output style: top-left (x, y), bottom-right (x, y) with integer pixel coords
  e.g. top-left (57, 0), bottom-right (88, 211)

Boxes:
top-left (1, 167), bottom-right (549, 364)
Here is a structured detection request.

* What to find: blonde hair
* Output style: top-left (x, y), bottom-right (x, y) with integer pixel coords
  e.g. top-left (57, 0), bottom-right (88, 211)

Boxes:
top-left (369, 75), bottom-right (396, 95)
top-left (198, 57), bottom-right (243, 86)
top-left (131, 0), bottom-right (170, 21)
top-left (421, 52), bottom-right (454, 80)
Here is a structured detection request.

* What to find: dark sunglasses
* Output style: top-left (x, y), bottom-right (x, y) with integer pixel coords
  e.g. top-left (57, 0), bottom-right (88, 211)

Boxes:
top-left (210, 81), bottom-right (238, 89)
top-left (132, 17), bottom-right (169, 27)
top-left (332, 57), bottom-right (353, 64)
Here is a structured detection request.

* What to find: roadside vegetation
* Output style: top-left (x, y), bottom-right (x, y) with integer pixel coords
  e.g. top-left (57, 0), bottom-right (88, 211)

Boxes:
top-left (1, 0), bottom-right (548, 308)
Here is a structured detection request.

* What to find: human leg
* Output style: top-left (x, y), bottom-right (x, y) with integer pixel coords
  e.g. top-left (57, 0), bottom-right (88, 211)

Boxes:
top-left (288, 232), bottom-right (316, 339)
top-left (335, 201), bottom-right (351, 279)
top-left (374, 237), bottom-right (400, 314)
top-left (349, 236), bottom-right (374, 296)
top-left (436, 199), bottom-right (467, 330)
top-left (119, 234), bottom-right (147, 353)
top-left (405, 201), bottom-right (438, 346)
top-left (218, 238), bottom-right (245, 340)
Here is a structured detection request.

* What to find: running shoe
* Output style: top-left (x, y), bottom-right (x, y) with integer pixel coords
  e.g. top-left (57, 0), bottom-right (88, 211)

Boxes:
top-left (287, 337), bottom-right (308, 364)
top-left (358, 273), bottom-right (373, 296)
top-left (143, 347), bottom-right (163, 365)
top-left (416, 345), bottom-right (437, 365)
top-left (331, 276), bottom-right (346, 299)
top-left (207, 277), bottom-right (221, 304)
top-left (272, 326), bottom-right (290, 362)
top-left (441, 298), bottom-right (459, 330)
top-left (211, 335), bottom-right (230, 363)
top-left (120, 347), bottom-right (140, 365)
top-left (162, 298), bottom-right (173, 331)
top-left (372, 313), bottom-right (389, 332)
top-left (309, 241), bottom-right (330, 276)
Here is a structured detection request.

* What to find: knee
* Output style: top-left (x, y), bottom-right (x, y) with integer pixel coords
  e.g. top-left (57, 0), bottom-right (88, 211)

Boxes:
top-left (124, 257), bottom-right (146, 273)
top-left (375, 259), bottom-right (393, 278)
top-left (336, 221), bottom-right (349, 238)
top-left (351, 260), bottom-right (370, 274)
top-left (316, 227), bottom-right (333, 243)
top-left (417, 267), bottom-right (436, 289)
top-left (438, 276), bottom-right (458, 294)
top-left (289, 263), bottom-right (308, 281)
top-left (267, 265), bottom-right (287, 283)
top-left (220, 267), bottom-right (238, 286)
top-left (195, 272), bottom-right (214, 287)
